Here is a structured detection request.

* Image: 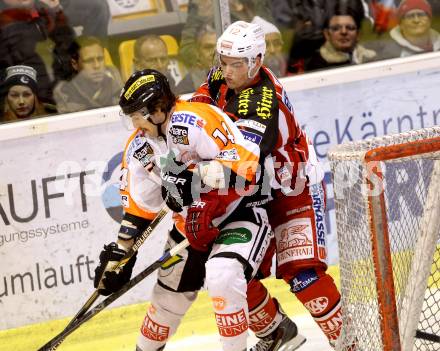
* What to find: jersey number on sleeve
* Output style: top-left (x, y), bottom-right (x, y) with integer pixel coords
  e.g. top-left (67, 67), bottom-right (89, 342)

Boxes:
top-left (212, 122), bottom-right (236, 146)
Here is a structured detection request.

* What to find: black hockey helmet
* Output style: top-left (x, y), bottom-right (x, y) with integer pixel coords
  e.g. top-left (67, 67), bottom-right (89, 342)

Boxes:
top-left (119, 69), bottom-right (176, 116)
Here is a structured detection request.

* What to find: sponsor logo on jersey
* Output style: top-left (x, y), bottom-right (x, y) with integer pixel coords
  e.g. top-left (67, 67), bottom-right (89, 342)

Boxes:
top-left (212, 296), bottom-right (227, 311)
top-left (210, 68), bottom-right (224, 81)
top-left (161, 173), bottom-right (187, 186)
top-left (311, 184), bottom-right (327, 261)
top-left (141, 315), bottom-right (170, 341)
top-left (282, 89), bottom-right (294, 113)
top-left (305, 296), bottom-right (329, 314)
top-left (236, 85), bottom-right (274, 119)
top-left (171, 112), bottom-right (205, 128)
top-left (245, 197), bottom-right (271, 208)
top-left (215, 228), bottom-right (252, 245)
top-left (133, 141), bottom-right (154, 167)
top-left (248, 298), bottom-right (277, 333)
top-left (125, 134), bottom-right (146, 163)
top-left (316, 305), bottom-right (342, 341)
top-left (215, 148), bottom-right (240, 161)
top-left (286, 205), bottom-right (312, 216)
top-left (169, 125), bottom-right (189, 145)
top-left (235, 119), bottom-right (266, 133)
top-left (240, 130), bottom-right (262, 145)
top-left (215, 309), bottom-right (248, 337)
top-left (256, 86), bottom-right (274, 119)
top-left (237, 88), bottom-right (253, 116)
top-left (124, 74), bottom-right (155, 99)
top-left (290, 269), bottom-right (319, 293)
top-left (276, 218), bottom-right (314, 264)
top-left (121, 195), bottom-right (129, 208)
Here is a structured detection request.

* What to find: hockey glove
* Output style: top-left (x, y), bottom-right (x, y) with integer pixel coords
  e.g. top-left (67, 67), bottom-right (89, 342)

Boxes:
top-left (185, 192), bottom-right (228, 252)
top-left (160, 158), bottom-right (200, 212)
top-left (94, 242), bottom-right (137, 296)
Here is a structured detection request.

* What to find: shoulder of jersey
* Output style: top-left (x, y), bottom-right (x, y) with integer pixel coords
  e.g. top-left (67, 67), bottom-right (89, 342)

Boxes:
top-left (125, 131), bottom-right (152, 164)
top-left (206, 66), bottom-right (226, 93)
top-left (172, 101), bottom-right (210, 129)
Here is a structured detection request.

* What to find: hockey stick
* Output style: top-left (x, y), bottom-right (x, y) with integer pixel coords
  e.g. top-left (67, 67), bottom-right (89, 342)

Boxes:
top-left (38, 206), bottom-right (170, 350)
top-left (37, 238), bottom-right (189, 351)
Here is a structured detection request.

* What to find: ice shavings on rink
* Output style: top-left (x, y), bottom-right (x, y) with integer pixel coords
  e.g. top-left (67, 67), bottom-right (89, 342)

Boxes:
top-left (166, 314), bottom-right (333, 351)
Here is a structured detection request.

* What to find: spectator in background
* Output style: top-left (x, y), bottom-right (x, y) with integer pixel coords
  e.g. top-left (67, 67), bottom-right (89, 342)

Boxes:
top-left (179, 0), bottom-right (274, 70)
top-left (272, 1), bottom-right (396, 34)
top-left (1, 65), bottom-right (56, 122)
top-left (277, 1), bottom-right (366, 74)
top-left (133, 34), bottom-right (194, 94)
top-left (295, 5), bottom-right (376, 72)
top-left (229, 0), bottom-right (274, 22)
top-left (60, 0), bottom-right (110, 37)
top-left (367, 0), bottom-right (398, 34)
top-left (0, 0), bottom-right (75, 104)
top-left (252, 16), bottom-right (287, 76)
top-left (382, 0), bottom-right (440, 57)
top-left (53, 36), bottom-right (122, 113)
top-left (187, 23), bottom-right (217, 87)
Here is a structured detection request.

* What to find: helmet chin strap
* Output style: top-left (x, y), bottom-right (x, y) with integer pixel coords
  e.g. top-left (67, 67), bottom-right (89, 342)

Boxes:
top-left (149, 107), bottom-right (173, 139)
top-left (247, 56), bottom-right (263, 79)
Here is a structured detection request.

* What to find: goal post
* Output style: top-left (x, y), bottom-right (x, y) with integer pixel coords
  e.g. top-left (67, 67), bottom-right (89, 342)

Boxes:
top-left (328, 126), bottom-right (440, 351)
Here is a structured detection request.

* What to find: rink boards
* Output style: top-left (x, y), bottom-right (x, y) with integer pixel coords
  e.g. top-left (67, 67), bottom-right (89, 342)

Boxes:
top-left (1, 52), bottom-right (440, 331)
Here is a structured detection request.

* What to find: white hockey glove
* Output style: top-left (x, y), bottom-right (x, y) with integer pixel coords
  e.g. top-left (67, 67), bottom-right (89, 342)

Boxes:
top-left (198, 160), bottom-right (227, 189)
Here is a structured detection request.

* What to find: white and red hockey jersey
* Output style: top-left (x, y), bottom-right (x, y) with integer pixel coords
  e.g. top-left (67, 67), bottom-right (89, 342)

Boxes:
top-left (120, 130), bottom-right (167, 220)
top-left (165, 100), bottom-right (261, 184)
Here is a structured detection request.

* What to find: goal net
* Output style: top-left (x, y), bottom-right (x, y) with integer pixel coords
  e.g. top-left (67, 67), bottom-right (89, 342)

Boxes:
top-left (328, 126), bottom-right (440, 351)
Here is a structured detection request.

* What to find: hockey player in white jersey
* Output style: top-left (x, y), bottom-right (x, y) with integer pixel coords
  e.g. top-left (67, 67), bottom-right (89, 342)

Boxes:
top-left (95, 68), bottom-right (278, 351)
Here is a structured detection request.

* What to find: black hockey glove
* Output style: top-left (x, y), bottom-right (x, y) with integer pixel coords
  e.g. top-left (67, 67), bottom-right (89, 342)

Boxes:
top-left (160, 157), bottom-right (201, 212)
top-left (94, 242), bottom-right (137, 296)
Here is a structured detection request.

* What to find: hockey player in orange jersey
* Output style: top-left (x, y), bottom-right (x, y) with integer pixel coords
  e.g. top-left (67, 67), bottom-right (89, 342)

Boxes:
top-left (191, 20), bottom-right (343, 350)
top-left (94, 68), bottom-right (291, 351)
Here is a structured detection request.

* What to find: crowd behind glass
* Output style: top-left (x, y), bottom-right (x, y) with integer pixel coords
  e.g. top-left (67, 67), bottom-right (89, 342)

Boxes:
top-left (1, 0), bottom-right (439, 123)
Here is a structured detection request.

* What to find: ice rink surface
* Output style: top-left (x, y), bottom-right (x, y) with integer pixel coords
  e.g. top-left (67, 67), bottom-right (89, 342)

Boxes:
top-left (0, 274), bottom-right (339, 351)
top-left (166, 314), bottom-right (333, 351)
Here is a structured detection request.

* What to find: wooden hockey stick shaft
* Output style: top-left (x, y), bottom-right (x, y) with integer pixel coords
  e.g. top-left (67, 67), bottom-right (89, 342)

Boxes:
top-left (37, 238), bottom-right (189, 351)
top-left (37, 206), bottom-right (170, 350)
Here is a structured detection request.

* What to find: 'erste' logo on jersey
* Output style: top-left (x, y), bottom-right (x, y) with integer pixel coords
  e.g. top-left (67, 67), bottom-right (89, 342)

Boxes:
top-left (169, 126), bottom-right (189, 145)
top-left (171, 113), bottom-right (205, 128)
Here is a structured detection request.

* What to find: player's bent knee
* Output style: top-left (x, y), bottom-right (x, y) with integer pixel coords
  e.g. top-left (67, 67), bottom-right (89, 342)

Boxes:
top-left (136, 284), bottom-right (197, 350)
top-left (151, 283), bottom-right (197, 316)
top-left (205, 256), bottom-right (247, 298)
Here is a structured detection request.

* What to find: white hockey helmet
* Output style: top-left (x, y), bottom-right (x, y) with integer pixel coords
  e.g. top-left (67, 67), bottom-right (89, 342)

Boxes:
top-left (216, 21), bottom-right (266, 78)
